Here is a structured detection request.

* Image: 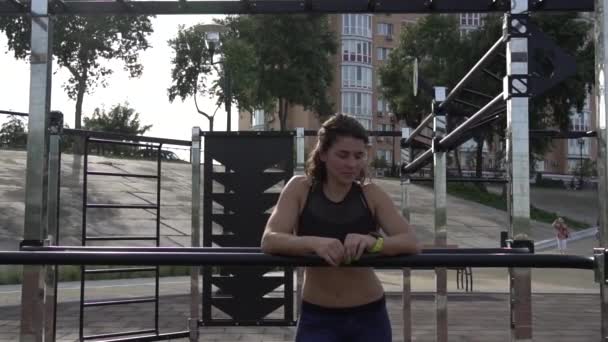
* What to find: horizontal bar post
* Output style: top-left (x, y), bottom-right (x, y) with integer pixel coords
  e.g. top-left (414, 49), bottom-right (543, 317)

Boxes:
top-left (84, 297), bottom-right (157, 307)
top-left (86, 204), bottom-right (158, 209)
top-left (64, 129), bottom-right (191, 146)
top-left (83, 329), bottom-right (157, 340)
top-left (23, 246), bottom-right (531, 254)
top-left (84, 267), bottom-right (158, 274)
top-left (85, 236), bottom-right (158, 241)
top-left (0, 251), bottom-right (595, 269)
top-left (87, 171), bottom-right (159, 179)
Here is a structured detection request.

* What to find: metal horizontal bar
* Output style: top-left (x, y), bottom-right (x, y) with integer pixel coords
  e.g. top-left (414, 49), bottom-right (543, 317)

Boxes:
top-left (529, 130), bottom-right (597, 139)
top-left (302, 130), bottom-right (403, 137)
top-left (84, 297), bottom-right (157, 307)
top-left (100, 331), bottom-right (189, 342)
top-left (0, 0), bottom-right (592, 16)
top-left (85, 236), bottom-right (158, 241)
top-left (0, 251), bottom-right (595, 269)
top-left (83, 329), bottom-right (157, 341)
top-left (463, 88), bottom-right (496, 100)
top-left (23, 246), bottom-right (530, 254)
top-left (402, 114), bottom-right (434, 147)
top-left (87, 171), bottom-right (158, 179)
top-left (409, 177), bottom-right (508, 184)
top-left (440, 93), bottom-right (504, 148)
top-left (87, 138), bottom-right (160, 148)
top-left (84, 267), bottom-right (157, 274)
top-left (63, 129), bottom-right (191, 146)
top-left (86, 204), bottom-right (158, 209)
top-left (201, 319), bottom-right (296, 327)
top-left (0, 109), bottom-right (28, 117)
top-left (402, 148), bottom-right (433, 174)
top-left (439, 36), bottom-right (505, 112)
top-left (201, 131), bottom-right (295, 137)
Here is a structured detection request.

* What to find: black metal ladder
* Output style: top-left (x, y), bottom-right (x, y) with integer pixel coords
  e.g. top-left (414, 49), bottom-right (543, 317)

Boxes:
top-left (79, 136), bottom-right (163, 341)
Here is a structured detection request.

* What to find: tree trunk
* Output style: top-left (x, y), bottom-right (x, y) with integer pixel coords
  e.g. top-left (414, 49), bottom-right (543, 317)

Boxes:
top-left (454, 149), bottom-right (463, 177)
top-left (475, 136), bottom-right (486, 191)
top-left (278, 98), bottom-right (288, 131)
top-left (74, 78), bottom-right (86, 130)
top-left (72, 76), bottom-right (87, 155)
top-left (209, 116), bottom-right (214, 132)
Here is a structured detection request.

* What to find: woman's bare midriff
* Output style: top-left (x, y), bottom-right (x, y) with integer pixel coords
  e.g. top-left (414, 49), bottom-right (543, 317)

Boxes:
top-left (302, 267), bottom-right (384, 308)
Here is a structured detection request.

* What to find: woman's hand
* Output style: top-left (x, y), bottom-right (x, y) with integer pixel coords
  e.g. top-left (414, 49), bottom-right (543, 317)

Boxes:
top-left (311, 237), bottom-right (346, 267)
top-left (343, 233), bottom-right (376, 264)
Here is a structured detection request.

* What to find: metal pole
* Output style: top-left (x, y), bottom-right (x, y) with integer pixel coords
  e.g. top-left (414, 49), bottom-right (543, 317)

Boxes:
top-left (594, 0), bottom-right (608, 336)
top-left (400, 127), bottom-right (412, 342)
top-left (432, 87), bottom-right (448, 342)
top-left (20, 0), bottom-right (52, 339)
top-left (504, 4), bottom-right (532, 341)
top-left (295, 127), bottom-right (305, 319)
top-left (44, 112), bottom-right (62, 342)
top-left (190, 127), bottom-right (201, 342)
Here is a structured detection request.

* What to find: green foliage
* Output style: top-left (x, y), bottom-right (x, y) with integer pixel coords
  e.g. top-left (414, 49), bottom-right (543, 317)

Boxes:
top-left (0, 115), bottom-right (27, 148)
top-left (218, 15), bottom-right (338, 130)
top-left (83, 103), bottom-right (151, 136)
top-left (0, 15), bottom-right (153, 128)
top-left (82, 103), bottom-right (153, 157)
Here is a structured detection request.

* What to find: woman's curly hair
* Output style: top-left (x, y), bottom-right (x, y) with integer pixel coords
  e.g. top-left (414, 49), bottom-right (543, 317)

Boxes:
top-left (305, 114), bottom-right (370, 184)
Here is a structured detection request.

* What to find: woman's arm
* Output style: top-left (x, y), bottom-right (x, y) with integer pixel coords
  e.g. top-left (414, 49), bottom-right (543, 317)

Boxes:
top-left (364, 183), bottom-right (421, 256)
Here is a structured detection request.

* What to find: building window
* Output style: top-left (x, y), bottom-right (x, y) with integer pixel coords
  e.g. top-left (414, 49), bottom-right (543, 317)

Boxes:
top-left (376, 98), bottom-right (391, 114)
top-left (376, 47), bottom-right (392, 61)
top-left (342, 39), bottom-right (373, 64)
top-left (376, 149), bottom-right (392, 163)
top-left (357, 118), bottom-right (371, 130)
top-left (342, 65), bottom-right (373, 89)
top-left (460, 13), bottom-right (482, 27)
top-left (377, 23), bottom-right (394, 37)
top-left (342, 14), bottom-right (372, 38)
top-left (342, 92), bottom-right (372, 117)
top-left (252, 109), bottom-right (265, 130)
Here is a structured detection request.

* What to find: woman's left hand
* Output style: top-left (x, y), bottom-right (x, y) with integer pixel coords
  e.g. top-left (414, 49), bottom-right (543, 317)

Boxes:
top-left (343, 233), bottom-right (376, 264)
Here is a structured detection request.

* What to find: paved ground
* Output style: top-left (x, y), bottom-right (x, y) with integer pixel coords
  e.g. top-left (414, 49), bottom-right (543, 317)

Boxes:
top-left (0, 292), bottom-right (600, 342)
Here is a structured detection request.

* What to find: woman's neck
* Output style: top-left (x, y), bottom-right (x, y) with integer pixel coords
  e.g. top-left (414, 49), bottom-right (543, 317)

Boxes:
top-left (323, 178), bottom-right (352, 202)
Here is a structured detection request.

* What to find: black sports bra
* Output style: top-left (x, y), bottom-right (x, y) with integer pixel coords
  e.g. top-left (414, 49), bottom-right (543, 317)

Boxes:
top-left (296, 181), bottom-right (377, 242)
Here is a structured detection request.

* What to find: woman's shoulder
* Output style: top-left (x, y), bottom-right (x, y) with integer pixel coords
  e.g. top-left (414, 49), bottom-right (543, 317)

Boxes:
top-left (358, 181), bottom-right (386, 202)
top-left (285, 175), bottom-right (314, 193)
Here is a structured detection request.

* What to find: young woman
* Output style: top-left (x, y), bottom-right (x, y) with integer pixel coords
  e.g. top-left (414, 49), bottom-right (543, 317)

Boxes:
top-left (261, 114), bottom-right (420, 342)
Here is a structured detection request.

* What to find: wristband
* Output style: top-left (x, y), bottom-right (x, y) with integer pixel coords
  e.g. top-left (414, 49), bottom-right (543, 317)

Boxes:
top-left (370, 236), bottom-right (384, 253)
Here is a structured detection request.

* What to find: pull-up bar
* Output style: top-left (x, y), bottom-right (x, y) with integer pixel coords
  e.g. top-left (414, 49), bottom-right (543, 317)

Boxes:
top-left (0, 250), bottom-right (596, 269)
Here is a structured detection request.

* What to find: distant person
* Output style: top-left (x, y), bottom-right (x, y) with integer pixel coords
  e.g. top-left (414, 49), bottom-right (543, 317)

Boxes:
top-left (552, 217), bottom-right (570, 254)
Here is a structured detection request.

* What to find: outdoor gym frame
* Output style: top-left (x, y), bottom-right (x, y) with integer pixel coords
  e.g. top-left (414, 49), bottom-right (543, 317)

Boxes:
top-left (1, 0), bottom-right (608, 342)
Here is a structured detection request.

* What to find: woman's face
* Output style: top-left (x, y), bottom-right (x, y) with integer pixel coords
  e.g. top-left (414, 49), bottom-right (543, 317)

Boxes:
top-left (320, 136), bottom-right (368, 185)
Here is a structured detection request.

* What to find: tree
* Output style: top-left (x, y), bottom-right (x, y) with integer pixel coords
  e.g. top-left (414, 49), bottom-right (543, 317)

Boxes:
top-left (83, 103), bottom-right (151, 135)
top-left (0, 16), bottom-right (153, 130)
top-left (83, 103), bottom-right (152, 157)
top-left (167, 24), bottom-right (220, 131)
top-left (0, 115), bottom-right (27, 148)
top-left (219, 15), bottom-right (338, 130)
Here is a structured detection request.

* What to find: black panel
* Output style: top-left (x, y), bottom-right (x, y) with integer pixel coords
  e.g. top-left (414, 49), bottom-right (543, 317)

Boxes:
top-left (202, 132), bottom-right (295, 326)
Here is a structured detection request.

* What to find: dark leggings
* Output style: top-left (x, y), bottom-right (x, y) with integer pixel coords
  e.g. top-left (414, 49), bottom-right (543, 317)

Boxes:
top-left (295, 296), bottom-right (392, 342)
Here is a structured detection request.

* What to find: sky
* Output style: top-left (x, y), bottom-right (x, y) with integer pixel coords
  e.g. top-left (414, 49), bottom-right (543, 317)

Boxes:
top-left (0, 15), bottom-right (234, 159)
